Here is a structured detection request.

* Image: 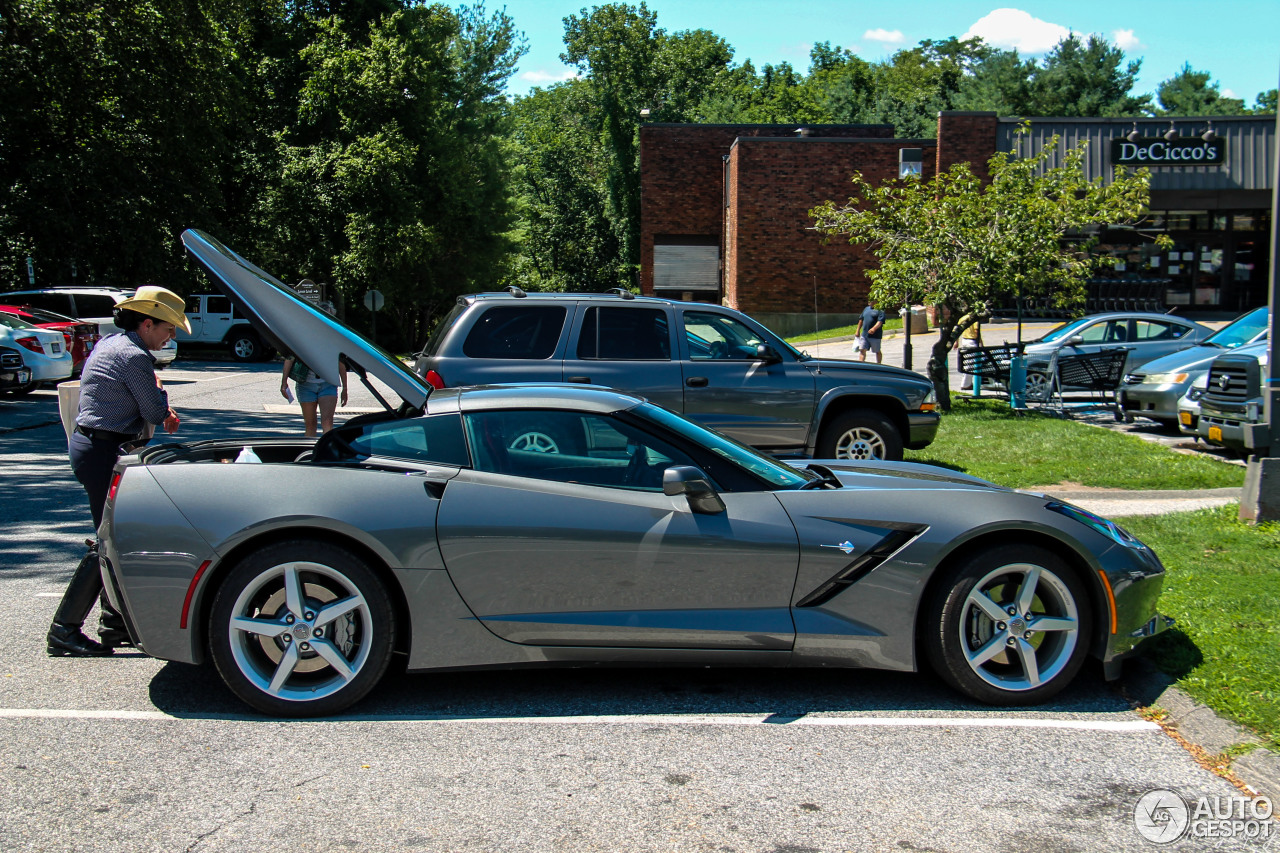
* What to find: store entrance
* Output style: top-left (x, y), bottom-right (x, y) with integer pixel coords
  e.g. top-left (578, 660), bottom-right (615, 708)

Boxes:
top-left (1160, 235), bottom-right (1226, 308)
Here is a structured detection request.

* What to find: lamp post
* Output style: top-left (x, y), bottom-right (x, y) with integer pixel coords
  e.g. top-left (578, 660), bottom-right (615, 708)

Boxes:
top-left (898, 148), bottom-right (923, 370)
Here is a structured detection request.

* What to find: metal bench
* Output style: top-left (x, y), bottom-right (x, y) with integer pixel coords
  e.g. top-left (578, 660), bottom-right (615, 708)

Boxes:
top-left (957, 343), bottom-right (1026, 399)
top-left (1040, 347), bottom-right (1131, 417)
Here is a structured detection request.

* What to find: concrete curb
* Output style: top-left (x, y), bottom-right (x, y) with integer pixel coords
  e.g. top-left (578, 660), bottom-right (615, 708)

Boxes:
top-left (1123, 659), bottom-right (1279, 799)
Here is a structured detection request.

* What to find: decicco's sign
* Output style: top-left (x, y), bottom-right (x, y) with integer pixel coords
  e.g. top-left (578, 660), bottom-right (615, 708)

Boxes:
top-left (1110, 137), bottom-right (1224, 167)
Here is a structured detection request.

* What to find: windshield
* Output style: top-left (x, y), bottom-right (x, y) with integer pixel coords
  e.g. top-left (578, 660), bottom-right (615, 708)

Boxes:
top-left (634, 402), bottom-right (813, 488)
top-left (1037, 318), bottom-right (1091, 343)
top-left (1205, 306), bottom-right (1268, 348)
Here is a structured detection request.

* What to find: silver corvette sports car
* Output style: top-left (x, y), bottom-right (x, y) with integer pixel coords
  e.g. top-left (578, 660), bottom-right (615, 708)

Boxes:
top-left (97, 230), bottom-right (1172, 716)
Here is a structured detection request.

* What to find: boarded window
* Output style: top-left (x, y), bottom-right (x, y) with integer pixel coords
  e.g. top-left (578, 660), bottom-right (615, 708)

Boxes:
top-left (653, 245), bottom-right (718, 291)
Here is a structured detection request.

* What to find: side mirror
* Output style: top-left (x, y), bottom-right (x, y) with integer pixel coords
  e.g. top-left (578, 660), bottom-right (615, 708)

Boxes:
top-left (662, 465), bottom-right (726, 514)
top-left (1067, 335), bottom-right (1084, 346)
top-left (753, 343), bottom-right (782, 364)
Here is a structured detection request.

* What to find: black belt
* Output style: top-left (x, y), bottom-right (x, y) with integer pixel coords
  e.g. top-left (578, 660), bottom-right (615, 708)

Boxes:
top-left (75, 425), bottom-right (137, 445)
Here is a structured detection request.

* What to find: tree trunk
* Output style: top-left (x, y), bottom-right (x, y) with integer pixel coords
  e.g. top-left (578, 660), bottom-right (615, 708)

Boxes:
top-left (927, 337), bottom-right (953, 413)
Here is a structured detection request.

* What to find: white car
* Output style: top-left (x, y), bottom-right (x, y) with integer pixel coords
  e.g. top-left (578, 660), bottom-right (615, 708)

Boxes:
top-left (0, 313), bottom-right (73, 394)
top-left (0, 287), bottom-right (177, 367)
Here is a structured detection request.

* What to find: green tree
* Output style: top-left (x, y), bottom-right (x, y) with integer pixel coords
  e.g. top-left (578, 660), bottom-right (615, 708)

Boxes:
top-left (1252, 89), bottom-right (1278, 115)
top-left (1155, 63), bottom-right (1247, 115)
top-left (252, 3), bottom-right (524, 348)
top-left (811, 134), bottom-right (1160, 408)
top-left (952, 46), bottom-right (1036, 116)
top-left (1027, 34), bottom-right (1150, 117)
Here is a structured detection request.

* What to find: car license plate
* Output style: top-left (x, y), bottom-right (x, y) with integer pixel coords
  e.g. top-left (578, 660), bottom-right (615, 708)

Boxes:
top-left (18, 369), bottom-right (30, 383)
top-left (51, 342), bottom-right (61, 353)
top-left (1209, 425), bottom-right (1223, 442)
top-left (1179, 412), bottom-right (1191, 426)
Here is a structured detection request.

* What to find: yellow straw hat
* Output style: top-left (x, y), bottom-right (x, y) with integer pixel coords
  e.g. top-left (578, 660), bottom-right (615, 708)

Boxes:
top-left (115, 286), bottom-right (192, 334)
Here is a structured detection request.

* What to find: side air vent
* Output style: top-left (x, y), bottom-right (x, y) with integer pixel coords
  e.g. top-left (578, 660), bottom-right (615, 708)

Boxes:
top-left (795, 526), bottom-right (925, 608)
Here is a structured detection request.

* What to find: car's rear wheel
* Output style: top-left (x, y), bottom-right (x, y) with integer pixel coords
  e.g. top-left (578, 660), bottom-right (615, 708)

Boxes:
top-left (817, 409), bottom-right (903, 461)
top-left (209, 540), bottom-right (395, 716)
top-left (229, 330), bottom-right (262, 362)
top-left (925, 544), bottom-right (1091, 705)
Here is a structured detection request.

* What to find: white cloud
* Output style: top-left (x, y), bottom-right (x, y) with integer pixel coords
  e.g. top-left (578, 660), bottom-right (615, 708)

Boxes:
top-left (520, 68), bottom-right (578, 85)
top-left (1112, 28), bottom-right (1141, 51)
top-left (1222, 87), bottom-right (1238, 99)
top-left (863, 28), bottom-right (905, 45)
top-left (962, 8), bottom-right (1071, 55)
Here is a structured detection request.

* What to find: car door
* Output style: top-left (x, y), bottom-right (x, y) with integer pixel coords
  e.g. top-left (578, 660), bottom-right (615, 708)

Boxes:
top-left (562, 304), bottom-right (685, 412)
top-left (1127, 319), bottom-right (1196, 369)
top-left (436, 407), bottom-right (799, 650)
top-left (677, 308), bottom-right (815, 449)
top-left (182, 296), bottom-right (204, 341)
top-left (203, 295), bottom-right (236, 343)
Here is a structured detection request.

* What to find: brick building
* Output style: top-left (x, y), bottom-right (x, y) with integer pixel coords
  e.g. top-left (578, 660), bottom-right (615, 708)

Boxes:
top-left (640, 111), bottom-right (1273, 334)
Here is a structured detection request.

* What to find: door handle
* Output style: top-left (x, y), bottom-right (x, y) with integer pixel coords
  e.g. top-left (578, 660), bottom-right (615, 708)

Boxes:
top-left (686, 377), bottom-right (708, 387)
top-left (567, 376), bottom-right (591, 384)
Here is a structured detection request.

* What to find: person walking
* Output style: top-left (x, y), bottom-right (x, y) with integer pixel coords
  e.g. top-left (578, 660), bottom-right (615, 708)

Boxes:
top-left (47, 286), bottom-right (187, 657)
top-left (281, 354), bottom-right (348, 437)
top-left (856, 299), bottom-right (886, 364)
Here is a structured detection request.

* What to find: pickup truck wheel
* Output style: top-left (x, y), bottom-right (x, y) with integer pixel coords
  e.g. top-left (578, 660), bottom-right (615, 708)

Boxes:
top-left (229, 330), bottom-right (262, 362)
top-left (817, 409), bottom-right (903, 462)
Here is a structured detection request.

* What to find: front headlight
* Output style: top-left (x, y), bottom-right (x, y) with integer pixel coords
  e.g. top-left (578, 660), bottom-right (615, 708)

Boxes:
top-left (1047, 501), bottom-right (1149, 550)
top-left (1142, 372), bottom-right (1189, 385)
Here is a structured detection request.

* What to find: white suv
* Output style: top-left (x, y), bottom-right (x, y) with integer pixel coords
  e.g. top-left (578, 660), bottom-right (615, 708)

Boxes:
top-left (181, 293), bottom-right (273, 361)
top-left (0, 287), bottom-right (178, 366)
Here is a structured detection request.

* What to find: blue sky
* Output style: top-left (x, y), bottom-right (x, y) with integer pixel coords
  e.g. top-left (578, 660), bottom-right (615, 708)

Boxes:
top-left (497, 0), bottom-right (1280, 107)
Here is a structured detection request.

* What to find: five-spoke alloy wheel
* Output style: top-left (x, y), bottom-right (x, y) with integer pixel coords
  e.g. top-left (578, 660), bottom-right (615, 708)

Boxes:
top-left (209, 541), bottom-right (395, 716)
top-left (926, 544), bottom-right (1090, 705)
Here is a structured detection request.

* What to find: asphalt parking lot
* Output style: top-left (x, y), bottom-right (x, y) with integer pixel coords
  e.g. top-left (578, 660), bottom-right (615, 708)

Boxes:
top-left (1, 355), bottom-right (1271, 852)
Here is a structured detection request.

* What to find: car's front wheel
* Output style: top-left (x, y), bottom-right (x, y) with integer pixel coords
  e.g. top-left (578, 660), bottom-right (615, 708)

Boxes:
top-left (1023, 371), bottom-right (1052, 401)
top-left (209, 540), bottom-right (395, 716)
top-left (925, 544), bottom-right (1091, 705)
top-left (817, 409), bottom-right (903, 461)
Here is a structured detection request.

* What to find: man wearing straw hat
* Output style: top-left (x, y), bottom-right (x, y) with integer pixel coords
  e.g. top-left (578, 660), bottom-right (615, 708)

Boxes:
top-left (47, 286), bottom-right (189, 657)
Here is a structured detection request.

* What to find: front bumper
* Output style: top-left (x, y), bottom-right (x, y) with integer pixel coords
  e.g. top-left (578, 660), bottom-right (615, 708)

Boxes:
top-left (1, 366), bottom-right (32, 388)
top-left (1119, 383), bottom-right (1187, 421)
top-left (905, 410), bottom-right (941, 450)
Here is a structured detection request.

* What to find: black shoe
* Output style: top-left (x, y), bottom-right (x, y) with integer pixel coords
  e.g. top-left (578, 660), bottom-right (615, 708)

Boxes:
top-left (47, 623), bottom-right (114, 657)
top-left (97, 627), bottom-right (133, 649)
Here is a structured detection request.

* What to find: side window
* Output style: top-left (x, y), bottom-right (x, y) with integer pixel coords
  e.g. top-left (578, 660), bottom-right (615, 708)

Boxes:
top-left (75, 295), bottom-right (122, 317)
top-left (184, 296), bottom-right (201, 314)
top-left (464, 409), bottom-right (694, 491)
top-left (1134, 321), bottom-right (1181, 341)
top-left (462, 305), bottom-right (565, 359)
top-left (1076, 322), bottom-right (1110, 344)
top-left (14, 293), bottom-right (73, 314)
top-left (321, 414), bottom-right (469, 466)
top-left (577, 307), bottom-right (670, 360)
top-left (685, 310), bottom-right (764, 360)
top-left (206, 295), bottom-right (231, 314)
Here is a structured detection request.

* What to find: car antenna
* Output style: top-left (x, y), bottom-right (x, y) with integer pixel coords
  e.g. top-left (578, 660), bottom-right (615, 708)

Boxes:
top-left (506, 285), bottom-right (527, 298)
top-left (607, 287), bottom-right (635, 300)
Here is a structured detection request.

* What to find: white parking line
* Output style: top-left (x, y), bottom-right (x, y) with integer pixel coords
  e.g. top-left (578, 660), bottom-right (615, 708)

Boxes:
top-left (0, 707), bottom-right (1159, 730)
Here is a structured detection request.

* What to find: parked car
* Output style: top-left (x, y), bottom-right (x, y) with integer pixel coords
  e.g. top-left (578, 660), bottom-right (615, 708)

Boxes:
top-left (0, 312), bottom-right (74, 394)
top-left (1177, 375), bottom-right (1209, 437)
top-left (0, 286), bottom-right (177, 367)
top-left (1196, 341), bottom-right (1270, 455)
top-left (1019, 312), bottom-right (1213, 401)
top-left (0, 304), bottom-right (100, 375)
top-left (412, 291), bottom-right (939, 461)
top-left (180, 293), bottom-right (274, 362)
top-left (95, 229), bottom-right (1174, 717)
top-left (1119, 306), bottom-right (1268, 430)
top-left (0, 345), bottom-right (32, 393)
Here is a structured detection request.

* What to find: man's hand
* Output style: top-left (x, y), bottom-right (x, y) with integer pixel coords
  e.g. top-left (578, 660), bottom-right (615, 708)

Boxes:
top-left (163, 409), bottom-right (180, 434)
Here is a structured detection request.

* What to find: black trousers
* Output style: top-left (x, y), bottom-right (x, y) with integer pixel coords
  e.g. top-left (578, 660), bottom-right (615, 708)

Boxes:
top-left (53, 431), bottom-right (125, 628)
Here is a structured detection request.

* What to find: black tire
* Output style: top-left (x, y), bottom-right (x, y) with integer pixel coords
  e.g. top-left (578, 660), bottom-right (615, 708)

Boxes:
top-left (816, 409), bottom-right (903, 461)
top-left (208, 540), bottom-right (395, 716)
top-left (228, 330), bottom-right (262, 363)
top-left (507, 418), bottom-right (581, 455)
top-left (924, 544), bottom-right (1092, 705)
top-left (4, 380), bottom-right (39, 397)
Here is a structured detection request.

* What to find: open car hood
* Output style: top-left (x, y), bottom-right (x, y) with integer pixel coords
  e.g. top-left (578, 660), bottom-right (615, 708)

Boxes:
top-left (181, 229), bottom-right (429, 411)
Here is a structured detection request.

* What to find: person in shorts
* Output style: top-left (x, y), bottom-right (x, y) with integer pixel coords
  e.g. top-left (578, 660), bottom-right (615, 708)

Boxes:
top-left (281, 355), bottom-right (348, 437)
top-left (856, 299), bottom-right (885, 363)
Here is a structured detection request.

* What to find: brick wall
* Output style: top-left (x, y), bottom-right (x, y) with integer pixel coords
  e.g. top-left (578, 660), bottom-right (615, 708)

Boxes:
top-left (640, 124), bottom-right (895, 297)
top-left (936, 111), bottom-right (999, 180)
top-left (726, 138), bottom-right (936, 316)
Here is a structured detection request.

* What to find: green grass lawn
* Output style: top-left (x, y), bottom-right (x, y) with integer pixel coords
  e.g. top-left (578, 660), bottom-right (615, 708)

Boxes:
top-left (905, 397), bottom-right (1245, 490)
top-left (1117, 506), bottom-right (1280, 749)
top-left (787, 317), bottom-right (904, 344)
